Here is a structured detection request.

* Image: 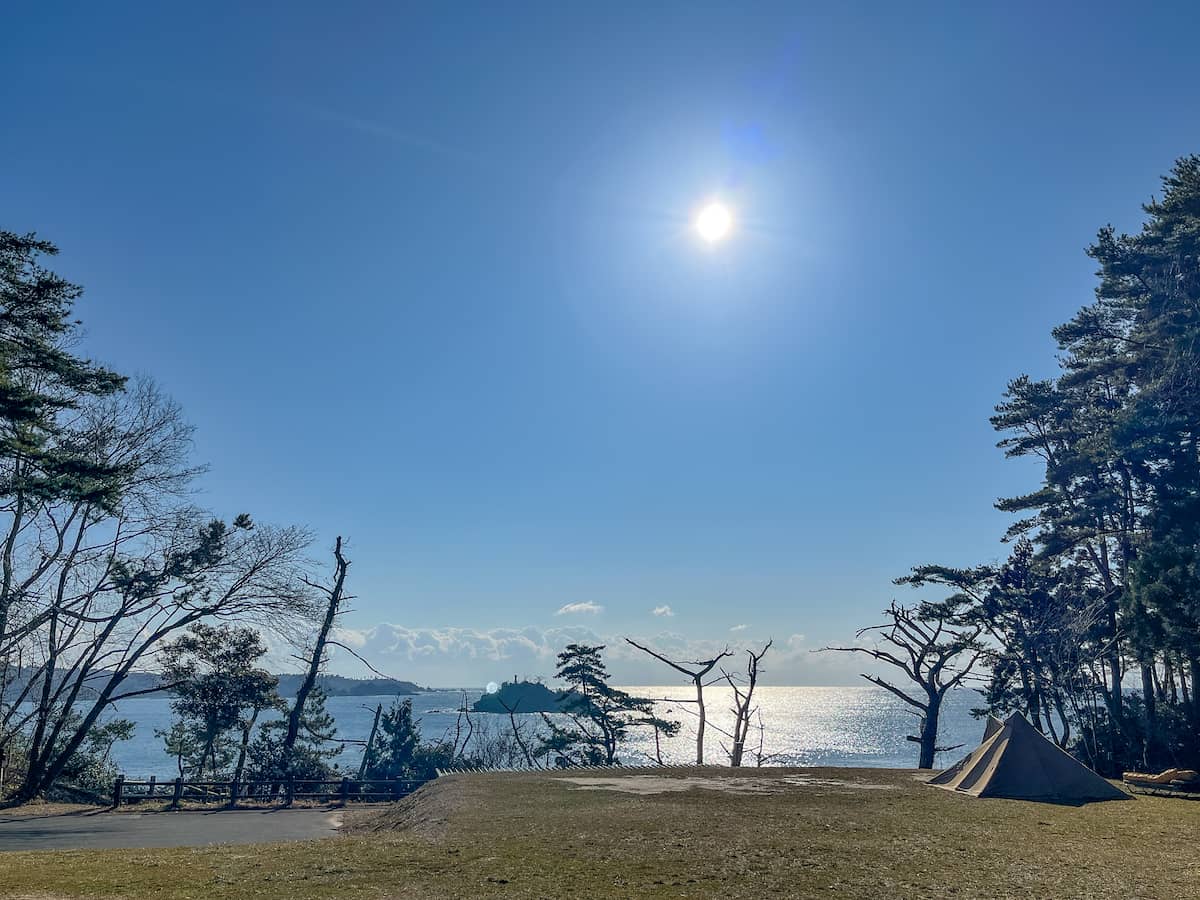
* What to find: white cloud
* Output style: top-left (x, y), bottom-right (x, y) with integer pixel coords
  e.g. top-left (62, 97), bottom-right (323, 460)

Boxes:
top-left (333, 626), bottom-right (367, 648)
top-left (652, 605), bottom-right (674, 617)
top-left (730, 624), bottom-right (748, 632)
top-left (316, 623), bottom-right (865, 688)
top-left (324, 623), bottom-right (604, 685)
top-left (555, 601), bottom-right (604, 616)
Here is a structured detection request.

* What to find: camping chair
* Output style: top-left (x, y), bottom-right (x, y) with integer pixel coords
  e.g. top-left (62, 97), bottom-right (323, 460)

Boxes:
top-left (1122, 768), bottom-right (1199, 798)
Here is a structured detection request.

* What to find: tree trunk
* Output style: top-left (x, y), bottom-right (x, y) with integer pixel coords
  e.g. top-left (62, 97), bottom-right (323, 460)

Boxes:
top-left (280, 537), bottom-right (348, 778)
top-left (0, 462), bottom-right (28, 648)
top-left (201, 730), bottom-right (218, 779)
top-left (1102, 598), bottom-right (1123, 718)
top-left (1190, 654), bottom-right (1200, 725)
top-left (15, 664), bottom-right (126, 801)
top-left (918, 695), bottom-right (941, 770)
top-left (1141, 663), bottom-right (1158, 769)
top-left (1051, 691), bottom-right (1071, 748)
top-left (1107, 652), bottom-right (1123, 717)
top-left (358, 704), bottom-right (383, 779)
top-left (232, 708), bottom-right (260, 786)
top-left (1016, 653), bottom-right (1042, 729)
top-left (693, 676), bottom-right (705, 765)
top-left (730, 732), bottom-right (745, 768)
top-left (1152, 662), bottom-right (1166, 703)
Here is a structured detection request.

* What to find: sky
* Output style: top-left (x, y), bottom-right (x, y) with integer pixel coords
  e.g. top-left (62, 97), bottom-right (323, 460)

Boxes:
top-left (3, 2), bottom-right (1199, 686)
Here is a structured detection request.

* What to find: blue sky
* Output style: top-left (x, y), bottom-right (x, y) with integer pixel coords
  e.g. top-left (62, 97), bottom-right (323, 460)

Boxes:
top-left (4, 2), bottom-right (1199, 684)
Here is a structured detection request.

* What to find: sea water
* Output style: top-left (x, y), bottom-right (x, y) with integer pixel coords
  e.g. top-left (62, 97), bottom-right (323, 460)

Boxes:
top-left (103, 685), bottom-right (985, 778)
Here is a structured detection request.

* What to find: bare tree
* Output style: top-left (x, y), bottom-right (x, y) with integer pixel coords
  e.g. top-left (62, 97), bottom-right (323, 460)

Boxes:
top-left (721, 640), bottom-right (772, 767)
top-left (278, 536), bottom-right (350, 780)
top-left (0, 379), bottom-right (202, 660)
top-left (9, 515), bottom-right (312, 802)
top-left (496, 697), bottom-right (539, 769)
top-left (0, 247), bottom-right (324, 804)
top-left (0, 378), bottom-right (200, 771)
top-left (0, 382), bottom-right (316, 804)
top-left (825, 602), bottom-right (984, 769)
top-left (447, 692), bottom-right (474, 760)
top-left (463, 717), bottom-right (539, 769)
top-left (625, 638), bottom-right (732, 765)
top-left (750, 710), bottom-right (783, 767)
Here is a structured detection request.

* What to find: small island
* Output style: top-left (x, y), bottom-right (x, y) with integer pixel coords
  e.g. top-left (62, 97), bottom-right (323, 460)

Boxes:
top-left (472, 679), bottom-right (572, 714)
top-left (281, 674), bottom-right (425, 697)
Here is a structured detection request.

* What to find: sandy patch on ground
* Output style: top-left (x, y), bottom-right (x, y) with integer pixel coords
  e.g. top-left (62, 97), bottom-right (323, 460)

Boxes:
top-left (0, 803), bottom-right (100, 820)
top-left (559, 774), bottom-right (896, 795)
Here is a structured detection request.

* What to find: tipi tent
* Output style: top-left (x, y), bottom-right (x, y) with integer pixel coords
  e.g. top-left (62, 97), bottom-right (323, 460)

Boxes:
top-left (929, 715), bottom-right (1004, 785)
top-left (981, 714), bottom-right (1004, 743)
top-left (929, 712), bottom-right (1129, 803)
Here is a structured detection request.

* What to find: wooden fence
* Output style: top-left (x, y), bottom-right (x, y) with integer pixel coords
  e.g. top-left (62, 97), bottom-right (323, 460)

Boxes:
top-left (111, 760), bottom-right (677, 808)
top-left (110, 775), bottom-right (427, 808)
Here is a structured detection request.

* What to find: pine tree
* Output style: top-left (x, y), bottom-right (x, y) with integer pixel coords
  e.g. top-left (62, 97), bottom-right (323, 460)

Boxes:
top-left (159, 624), bottom-right (280, 778)
top-left (362, 698), bottom-right (454, 780)
top-left (248, 686), bottom-right (342, 783)
top-left (984, 157), bottom-right (1200, 770)
top-left (0, 232), bottom-right (126, 645)
top-left (1061, 156), bottom-right (1200, 764)
top-left (537, 643), bottom-right (668, 765)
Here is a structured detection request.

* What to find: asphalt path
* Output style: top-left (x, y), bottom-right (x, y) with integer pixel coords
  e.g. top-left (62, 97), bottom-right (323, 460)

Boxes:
top-left (0, 807), bottom-right (343, 851)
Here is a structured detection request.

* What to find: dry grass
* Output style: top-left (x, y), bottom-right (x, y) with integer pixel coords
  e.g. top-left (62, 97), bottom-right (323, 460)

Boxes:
top-left (1, 766), bottom-right (1197, 899)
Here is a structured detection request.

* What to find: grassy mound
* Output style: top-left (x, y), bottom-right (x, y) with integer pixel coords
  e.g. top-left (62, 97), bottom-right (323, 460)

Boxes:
top-left (347, 772), bottom-right (473, 839)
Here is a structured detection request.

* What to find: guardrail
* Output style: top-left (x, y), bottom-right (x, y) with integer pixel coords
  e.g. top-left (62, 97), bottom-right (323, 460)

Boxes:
top-left (110, 775), bottom-right (427, 808)
top-left (436, 761), bottom-right (675, 775)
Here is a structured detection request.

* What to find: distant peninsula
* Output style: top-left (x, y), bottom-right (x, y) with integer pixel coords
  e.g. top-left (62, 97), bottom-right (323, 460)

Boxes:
top-left (277, 674), bottom-right (425, 697)
top-left (472, 680), bottom-right (572, 714)
top-left (2, 670), bottom-right (425, 700)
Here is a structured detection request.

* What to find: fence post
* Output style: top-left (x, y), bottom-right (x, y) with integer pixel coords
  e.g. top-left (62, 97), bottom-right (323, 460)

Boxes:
top-left (112, 775), bottom-right (124, 808)
top-left (146, 775), bottom-right (156, 802)
top-left (340, 776), bottom-right (350, 805)
top-left (285, 775), bottom-right (295, 807)
top-left (229, 778), bottom-right (240, 808)
top-left (392, 778), bottom-right (401, 801)
top-left (171, 777), bottom-right (183, 808)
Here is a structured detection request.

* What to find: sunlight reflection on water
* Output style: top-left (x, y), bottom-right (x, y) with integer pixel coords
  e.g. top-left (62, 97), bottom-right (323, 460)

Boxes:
top-left (105, 685), bottom-right (983, 777)
top-left (618, 685), bottom-right (981, 767)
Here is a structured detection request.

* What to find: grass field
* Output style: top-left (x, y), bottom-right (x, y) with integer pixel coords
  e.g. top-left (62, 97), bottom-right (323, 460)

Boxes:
top-left (0, 766), bottom-right (1197, 899)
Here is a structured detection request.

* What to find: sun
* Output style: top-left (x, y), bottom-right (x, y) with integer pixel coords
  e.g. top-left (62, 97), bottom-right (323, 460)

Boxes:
top-left (695, 201), bottom-right (733, 243)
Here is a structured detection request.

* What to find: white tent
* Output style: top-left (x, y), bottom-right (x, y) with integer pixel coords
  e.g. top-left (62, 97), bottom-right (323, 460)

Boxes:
top-left (929, 712), bottom-right (1129, 803)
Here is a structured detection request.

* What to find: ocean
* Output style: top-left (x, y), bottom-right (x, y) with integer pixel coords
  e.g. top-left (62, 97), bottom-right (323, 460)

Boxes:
top-left (102, 685), bottom-right (986, 777)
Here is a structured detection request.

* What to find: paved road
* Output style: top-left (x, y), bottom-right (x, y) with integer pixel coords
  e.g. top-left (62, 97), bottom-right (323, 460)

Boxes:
top-left (0, 808), bottom-right (343, 851)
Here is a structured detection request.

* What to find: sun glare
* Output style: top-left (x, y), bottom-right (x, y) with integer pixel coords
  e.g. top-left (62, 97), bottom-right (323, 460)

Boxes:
top-left (695, 201), bottom-right (733, 243)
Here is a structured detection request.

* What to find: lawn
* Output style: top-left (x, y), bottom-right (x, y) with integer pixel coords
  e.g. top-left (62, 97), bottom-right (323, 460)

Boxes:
top-left (0, 767), bottom-right (1196, 899)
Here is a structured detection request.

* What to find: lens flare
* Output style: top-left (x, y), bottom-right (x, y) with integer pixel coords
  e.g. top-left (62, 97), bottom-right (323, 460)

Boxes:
top-left (695, 202), bottom-right (733, 243)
